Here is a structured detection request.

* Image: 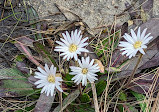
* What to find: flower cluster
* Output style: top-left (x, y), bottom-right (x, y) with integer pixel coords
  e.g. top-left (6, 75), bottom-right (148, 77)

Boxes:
top-left (34, 30), bottom-right (99, 96)
top-left (34, 27), bottom-right (153, 96)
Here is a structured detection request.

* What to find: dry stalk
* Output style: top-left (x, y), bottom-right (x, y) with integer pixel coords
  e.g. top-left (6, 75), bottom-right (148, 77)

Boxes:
top-left (60, 87), bottom-right (63, 112)
top-left (150, 68), bottom-right (159, 112)
top-left (103, 16), bottom-right (117, 112)
top-left (91, 82), bottom-right (99, 112)
top-left (124, 53), bottom-right (143, 88)
top-left (144, 68), bottom-right (159, 112)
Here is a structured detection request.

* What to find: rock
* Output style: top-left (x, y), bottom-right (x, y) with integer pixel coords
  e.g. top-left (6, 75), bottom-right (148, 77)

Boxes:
top-left (29, 0), bottom-right (131, 30)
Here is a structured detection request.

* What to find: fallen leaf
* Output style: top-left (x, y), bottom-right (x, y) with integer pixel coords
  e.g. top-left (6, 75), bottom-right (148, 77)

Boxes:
top-left (0, 68), bottom-right (34, 97)
top-left (94, 59), bottom-right (105, 73)
top-left (53, 89), bottom-right (80, 112)
top-left (28, 75), bottom-right (38, 86)
top-left (128, 20), bottom-right (133, 26)
top-left (16, 61), bottom-right (30, 74)
top-left (34, 93), bottom-right (56, 112)
top-left (27, 5), bottom-right (43, 39)
top-left (15, 36), bottom-right (34, 47)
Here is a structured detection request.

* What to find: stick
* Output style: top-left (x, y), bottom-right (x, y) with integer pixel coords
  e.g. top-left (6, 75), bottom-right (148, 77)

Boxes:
top-left (124, 53), bottom-right (143, 88)
top-left (91, 83), bottom-right (99, 112)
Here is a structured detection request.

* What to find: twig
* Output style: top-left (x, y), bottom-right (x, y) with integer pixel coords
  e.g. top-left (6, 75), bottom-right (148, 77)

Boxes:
top-left (78, 83), bottom-right (83, 95)
top-left (103, 16), bottom-right (117, 112)
top-left (123, 104), bottom-right (131, 112)
top-left (149, 68), bottom-right (159, 112)
top-left (18, 42), bottom-right (44, 69)
top-left (124, 53), bottom-right (143, 88)
top-left (60, 85), bottom-right (63, 112)
top-left (91, 83), bottom-right (99, 112)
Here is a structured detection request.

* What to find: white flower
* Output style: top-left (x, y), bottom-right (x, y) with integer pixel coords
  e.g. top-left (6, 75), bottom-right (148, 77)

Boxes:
top-left (118, 27), bottom-right (153, 59)
top-left (70, 57), bottom-right (100, 86)
top-left (54, 29), bottom-right (89, 61)
top-left (34, 64), bottom-right (63, 96)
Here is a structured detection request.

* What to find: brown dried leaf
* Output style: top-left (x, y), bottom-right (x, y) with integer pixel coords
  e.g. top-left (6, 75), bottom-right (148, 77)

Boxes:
top-left (16, 61), bottom-right (30, 74)
top-left (28, 76), bottom-right (38, 86)
top-left (139, 53), bottom-right (159, 69)
top-left (94, 59), bottom-right (105, 73)
top-left (34, 93), bottom-right (55, 112)
top-left (15, 36), bottom-right (34, 47)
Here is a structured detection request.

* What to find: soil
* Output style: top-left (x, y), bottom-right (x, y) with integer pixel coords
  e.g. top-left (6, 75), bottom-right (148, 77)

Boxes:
top-left (0, 0), bottom-right (31, 68)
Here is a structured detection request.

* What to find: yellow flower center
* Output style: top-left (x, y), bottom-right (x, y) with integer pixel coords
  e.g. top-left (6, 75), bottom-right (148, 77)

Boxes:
top-left (69, 44), bottom-right (77, 52)
top-left (133, 41), bottom-right (142, 49)
top-left (82, 68), bottom-right (88, 75)
top-left (47, 75), bottom-right (55, 83)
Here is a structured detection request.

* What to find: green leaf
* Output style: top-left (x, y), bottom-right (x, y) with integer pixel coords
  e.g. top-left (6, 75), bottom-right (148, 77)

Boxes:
top-left (14, 54), bottom-right (25, 62)
top-left (118, 91), bottom-right (138, 112)
top-left (0, 68), bottom-right (25, 79)
top-left (118, 104), bottom-right (124, 112)
top-left (106, 67), bottom-right (121, 72)
top-left (68, 104), bottom-right (95, 112)
top-left (131, 91), bottom-right (147, 112)
top-left (96, 80), bottom-right (107, 96)
top-left (79, 93), bottom-right (90, 103)
top-left (119, 91), bottom-right (127, 101)
top-left (0, 68), bottom-right (34, 97)
top-left (63, 73), bottom-right (74, 86)
top-left (118, 104), bottom-right (138, 112)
